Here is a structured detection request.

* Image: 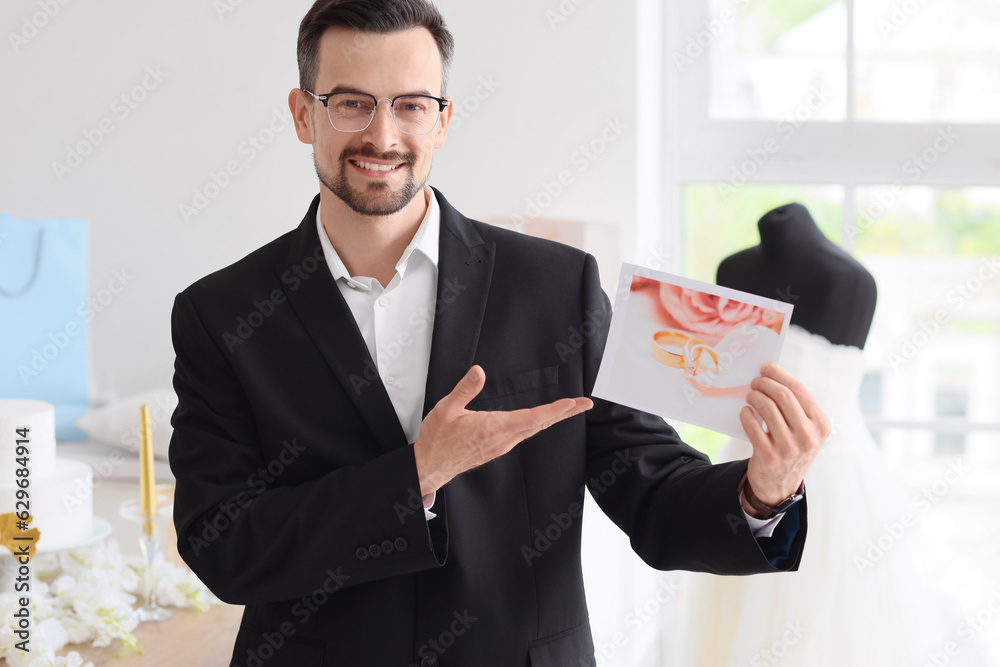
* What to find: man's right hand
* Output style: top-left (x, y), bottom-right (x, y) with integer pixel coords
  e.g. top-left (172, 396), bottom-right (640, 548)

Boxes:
top-left (413, 365), bottom-right (593, 496)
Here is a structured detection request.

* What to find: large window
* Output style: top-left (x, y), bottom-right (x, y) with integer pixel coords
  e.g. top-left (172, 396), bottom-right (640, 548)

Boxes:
top-left (630, 0), bottom-right (1000, 662)
top-left (705, 0), bottom-right (1000, 123)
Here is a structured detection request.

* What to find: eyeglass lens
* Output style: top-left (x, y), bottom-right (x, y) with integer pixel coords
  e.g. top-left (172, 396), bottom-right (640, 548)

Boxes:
top-left (326, 93), bottom-right (440, 135)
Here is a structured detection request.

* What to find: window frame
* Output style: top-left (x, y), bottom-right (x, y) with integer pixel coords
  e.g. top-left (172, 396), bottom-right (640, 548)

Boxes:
top-left (634, 0), bottom-right (1000, 435)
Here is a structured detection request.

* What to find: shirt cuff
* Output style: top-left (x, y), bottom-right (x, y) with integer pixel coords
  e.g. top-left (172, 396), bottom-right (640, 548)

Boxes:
top-left (423, 492), bottom-right (437, 521)
top-left (744, 507), bottom-right (784, 538)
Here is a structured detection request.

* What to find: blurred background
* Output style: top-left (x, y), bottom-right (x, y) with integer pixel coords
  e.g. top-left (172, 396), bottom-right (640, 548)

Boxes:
top-left (2, 0), bottom-right (999, 664)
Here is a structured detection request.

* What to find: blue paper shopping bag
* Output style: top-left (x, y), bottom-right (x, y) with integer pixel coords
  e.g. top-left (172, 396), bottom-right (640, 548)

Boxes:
top-left (0, 214), bottom-right (89, 440)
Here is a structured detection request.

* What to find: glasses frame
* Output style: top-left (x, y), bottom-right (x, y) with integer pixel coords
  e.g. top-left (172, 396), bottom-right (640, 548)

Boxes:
top-left (302, 89), bottom-right (450, 136)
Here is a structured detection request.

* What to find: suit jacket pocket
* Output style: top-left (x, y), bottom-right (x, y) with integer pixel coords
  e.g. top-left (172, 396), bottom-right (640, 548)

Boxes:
top-left (230, 622), bottom-right (325, 667)
top-left (470, 365), bottom-right (559, 406)
top-left (527, 622), bottom-right (595, 667)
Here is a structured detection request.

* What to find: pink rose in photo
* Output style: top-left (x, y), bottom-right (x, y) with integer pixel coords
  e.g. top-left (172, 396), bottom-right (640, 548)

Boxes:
top-left (655, 283), bottom-right (784, 343)
top-left (630, 276), bottom-right (660, 291)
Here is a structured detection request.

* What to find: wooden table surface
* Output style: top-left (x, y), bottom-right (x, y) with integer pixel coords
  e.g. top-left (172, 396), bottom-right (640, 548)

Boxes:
top-left (0, 474), bottom-right (246, 666)
top-left (76, 603), bottom-right (243, 665)
top-left (4, 603), bottom-right (245, 666)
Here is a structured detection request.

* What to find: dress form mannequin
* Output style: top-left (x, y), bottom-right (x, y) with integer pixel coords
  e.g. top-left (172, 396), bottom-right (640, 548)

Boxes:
top-left (716, 202), bottom-right (877, 348)
top-left (667, 203), bottom-right (958, 667)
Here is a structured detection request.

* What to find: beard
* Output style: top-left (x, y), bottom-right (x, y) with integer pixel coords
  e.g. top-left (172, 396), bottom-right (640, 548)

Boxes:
top-left (315, 148), bottom-right (427, 217)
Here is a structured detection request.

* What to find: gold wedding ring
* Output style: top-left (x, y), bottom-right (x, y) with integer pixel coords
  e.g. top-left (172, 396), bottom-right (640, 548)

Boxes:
top-left (652, 330), bottom-right (708, 369)
top-left (683, 339), bottom-right (720, 378)
top-left (652, 329), bottom-right (745, 397)
top-left (682, 338), bottom-right (750, 397)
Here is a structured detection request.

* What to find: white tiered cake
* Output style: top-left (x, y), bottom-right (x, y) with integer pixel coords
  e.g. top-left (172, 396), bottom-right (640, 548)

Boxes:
top-left (0, 400), bottom-right (94, 552)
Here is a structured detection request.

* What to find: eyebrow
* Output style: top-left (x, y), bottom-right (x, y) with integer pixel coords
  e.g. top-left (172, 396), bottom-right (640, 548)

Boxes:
top-left (321, 84), bottom-right (438, 97)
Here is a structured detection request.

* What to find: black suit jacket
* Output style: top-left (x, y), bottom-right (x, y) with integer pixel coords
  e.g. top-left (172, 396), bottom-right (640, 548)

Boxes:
top-left (168, 188), bottom-right (806, 667)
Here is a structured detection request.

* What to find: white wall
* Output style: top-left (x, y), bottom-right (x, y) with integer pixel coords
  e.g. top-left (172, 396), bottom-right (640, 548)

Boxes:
top-left (1, 0), bottom-right (640, 400)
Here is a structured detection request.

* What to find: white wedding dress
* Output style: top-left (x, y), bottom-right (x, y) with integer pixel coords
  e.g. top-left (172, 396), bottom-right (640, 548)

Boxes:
top-left (670, 324), bottom-right (956, 666)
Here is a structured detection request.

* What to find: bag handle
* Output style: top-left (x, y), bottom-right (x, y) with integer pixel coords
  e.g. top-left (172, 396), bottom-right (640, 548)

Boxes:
top-left (0, 228), bottom-right (45, 298)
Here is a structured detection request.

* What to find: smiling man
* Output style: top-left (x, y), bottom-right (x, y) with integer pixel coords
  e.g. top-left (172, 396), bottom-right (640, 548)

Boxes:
top-left (168, 1), bottom-right (830, 666)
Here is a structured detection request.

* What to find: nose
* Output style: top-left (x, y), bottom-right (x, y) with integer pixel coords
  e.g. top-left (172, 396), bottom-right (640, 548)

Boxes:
top-left (360, 97), bottom-right (401, 149)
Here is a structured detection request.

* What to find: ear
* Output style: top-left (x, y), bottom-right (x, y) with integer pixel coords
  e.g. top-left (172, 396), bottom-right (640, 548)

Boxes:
top-left (289, 88), bottom-right (316, 144)
top-left (432, 96), bottom-right (454, 149)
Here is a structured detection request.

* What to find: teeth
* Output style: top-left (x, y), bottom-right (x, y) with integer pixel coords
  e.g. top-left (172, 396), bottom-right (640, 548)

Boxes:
top-left (354, 160), bottom-right (400, 172)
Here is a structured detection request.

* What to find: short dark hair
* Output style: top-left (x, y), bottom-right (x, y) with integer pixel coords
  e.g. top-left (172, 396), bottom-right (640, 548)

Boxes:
top-left (297, 0), bottom-right (455, 94)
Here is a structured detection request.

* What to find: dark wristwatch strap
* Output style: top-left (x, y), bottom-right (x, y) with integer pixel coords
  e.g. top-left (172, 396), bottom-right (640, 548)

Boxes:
top-left (738, 471), bottom-right (804, 520)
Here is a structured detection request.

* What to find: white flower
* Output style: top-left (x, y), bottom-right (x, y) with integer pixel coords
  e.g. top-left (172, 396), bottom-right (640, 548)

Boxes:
top-left (124, 549), bottom-right (221, 612)
top-left (0, 537), bottom-right (220, 665)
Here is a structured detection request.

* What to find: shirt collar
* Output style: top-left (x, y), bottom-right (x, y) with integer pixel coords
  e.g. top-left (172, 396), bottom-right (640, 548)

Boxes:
top-left (316, 185), bottom-right (440, 290)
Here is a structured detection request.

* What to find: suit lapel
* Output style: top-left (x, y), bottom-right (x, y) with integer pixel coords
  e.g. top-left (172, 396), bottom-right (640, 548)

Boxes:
top-left (275, 189), bottom-right (495, 453)
top-left (275, 195), bottom-right (408, 453)
top-left (421, 187), bottom-right (495, 417)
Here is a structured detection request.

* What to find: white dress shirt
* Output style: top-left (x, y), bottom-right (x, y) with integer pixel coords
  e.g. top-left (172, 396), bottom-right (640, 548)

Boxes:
top-left (317, 185), bottom-right (439, 517)
top-left (315, 185), bottom-right (783, 536)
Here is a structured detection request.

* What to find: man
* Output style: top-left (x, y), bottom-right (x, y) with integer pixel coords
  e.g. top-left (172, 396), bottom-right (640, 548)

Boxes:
top-left (168, 1), bottom-right (830, 665)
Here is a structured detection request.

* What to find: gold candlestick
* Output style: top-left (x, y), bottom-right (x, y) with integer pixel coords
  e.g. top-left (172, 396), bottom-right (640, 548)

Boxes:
top-left (128, 404), bottom-right (172, 621)
top-left (139, 405), bottom-right (156, 537)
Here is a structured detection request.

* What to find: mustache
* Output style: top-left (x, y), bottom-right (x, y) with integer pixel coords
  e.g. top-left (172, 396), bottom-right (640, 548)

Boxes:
top-left (340, 148), bottom-right (414, 164)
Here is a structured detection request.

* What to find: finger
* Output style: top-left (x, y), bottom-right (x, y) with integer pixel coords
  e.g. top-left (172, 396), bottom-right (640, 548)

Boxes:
top-left (745, 388), bottom-right (793, 452)
top-left (519, 397), bottom-right (593, 434)
top-left (750, 375), bottom-right (814, 442)
top-left (759, 364), bottom-right (823, 422)
top-left (739, 405), bottom-right (770, 452)
top-left (463, 398), bottom-right (591, 465)
top-left (503, 396), bottom-right (593, 440)
top-left (437, 365), bottom-right (487, 414)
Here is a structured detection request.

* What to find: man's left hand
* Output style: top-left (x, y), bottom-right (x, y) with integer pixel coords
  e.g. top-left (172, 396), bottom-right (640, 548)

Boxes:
top-left (739, 363), bottom-right (831, 506)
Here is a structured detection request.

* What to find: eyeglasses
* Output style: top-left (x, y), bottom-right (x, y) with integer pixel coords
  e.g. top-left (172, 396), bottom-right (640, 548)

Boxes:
top-left (302, 89), bottom-right (450, 136)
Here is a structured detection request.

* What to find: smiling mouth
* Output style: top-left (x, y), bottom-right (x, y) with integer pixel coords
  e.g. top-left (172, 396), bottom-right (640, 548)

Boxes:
top-left (349, 159), bottom-right (404, 172)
